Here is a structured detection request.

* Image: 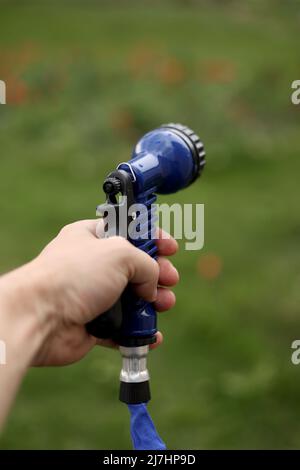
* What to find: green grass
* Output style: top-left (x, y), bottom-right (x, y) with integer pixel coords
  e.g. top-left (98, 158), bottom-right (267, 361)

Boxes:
top-left (0, 1), bottom-right (300, 449)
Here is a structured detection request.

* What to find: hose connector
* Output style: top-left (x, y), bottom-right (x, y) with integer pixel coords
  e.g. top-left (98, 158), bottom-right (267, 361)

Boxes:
top-left (119, 346), bottom-right (151, 404)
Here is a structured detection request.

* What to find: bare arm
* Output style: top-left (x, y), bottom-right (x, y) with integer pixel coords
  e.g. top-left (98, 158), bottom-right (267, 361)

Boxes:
top-left (0, 220), bottom-right (179, 428)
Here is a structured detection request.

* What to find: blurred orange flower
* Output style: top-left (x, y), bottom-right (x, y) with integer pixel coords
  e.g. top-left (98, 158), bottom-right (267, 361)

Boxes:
top-left (109, 107), bottom-right (137, 140)
top-left (110, 108), bottom-right (134, 131)
top-left (199, 59), bottom-right (236, 84)
top-left (228, 98), bottom-right (255, 122)
top-left (6, 75), bottom-right (29, 104)
top-left (197, 253), bottom-right (223, 280)
top-left (156, 57), bottom-right (186, 86)
top-left (127, 45), bottom-right (159, 79)
top-left (0, 42), bottom-right (40, 76)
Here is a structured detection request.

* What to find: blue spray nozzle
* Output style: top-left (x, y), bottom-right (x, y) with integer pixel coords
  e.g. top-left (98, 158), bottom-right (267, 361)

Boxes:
top-left (119, 123), bottom-right (205, 195)
top-left (87, 123), bottom-right (206, 406)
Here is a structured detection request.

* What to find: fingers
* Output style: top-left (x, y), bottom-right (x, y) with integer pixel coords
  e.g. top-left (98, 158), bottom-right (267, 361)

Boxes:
top-left (154, 287), bottom-right (176, 312)
top-left (128, 249), bottom-right (179, 303)
top-left (57, 221), bottom-right (178, 306)
top-left (92, 224), bottom-right (179, 256)
top-left (79, 224), bottom-right (179, 302)
top-left (156, 228), bottom-right (179, 256)
top-left (60, 222), bottom-right (179, 258)
top-left (125, 243), bottom-right (159, 303)
top-left (149, 331), bottom-right (163, 350)
top-left (60, 222), bottom-right (178, 247)
top-left (157, 257), bottom-right (179, 286)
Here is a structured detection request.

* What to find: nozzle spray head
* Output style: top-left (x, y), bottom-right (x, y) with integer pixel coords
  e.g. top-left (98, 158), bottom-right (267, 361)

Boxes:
top-left (119, 346), bottom-right (151, 404)
top-left (118, 123), bottom-right (205, 195)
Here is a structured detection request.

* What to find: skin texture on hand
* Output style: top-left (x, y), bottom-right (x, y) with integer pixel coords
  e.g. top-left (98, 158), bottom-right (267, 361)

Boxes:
top-left (32, 220), bottom-right (179, 365)
top-left (1, 220), bottom-right (179, 367)
top-left (0, 220), bottom-right (179, 427)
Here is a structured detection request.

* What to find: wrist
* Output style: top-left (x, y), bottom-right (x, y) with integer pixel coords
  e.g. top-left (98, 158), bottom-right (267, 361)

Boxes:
top-left (0, 261), bottom-right (58, 369)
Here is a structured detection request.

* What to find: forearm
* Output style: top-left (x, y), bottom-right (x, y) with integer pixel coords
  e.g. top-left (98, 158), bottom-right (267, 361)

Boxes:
top-left (0, 262), bottom-right (56, 428)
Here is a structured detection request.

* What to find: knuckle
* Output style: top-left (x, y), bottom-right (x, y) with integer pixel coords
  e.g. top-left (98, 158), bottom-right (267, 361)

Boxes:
top-left (59, 223), bottom-right (73, 235)
top-left (110, 236), bottom-right (130, 250)
top-left (108, 236), bottom-right (132, 264)
top-left (58, 220), bottom-right (92, 237)
top-left (59, 220), bottom-right (82, 235)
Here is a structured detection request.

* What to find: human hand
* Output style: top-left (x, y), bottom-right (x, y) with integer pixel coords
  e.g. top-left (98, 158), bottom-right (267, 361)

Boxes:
top-left (29, 220), bottom-right (179, 366)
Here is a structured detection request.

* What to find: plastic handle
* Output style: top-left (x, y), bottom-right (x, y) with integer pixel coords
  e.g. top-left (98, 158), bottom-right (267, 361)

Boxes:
top-left (86, 170), bottom-right (134, 341)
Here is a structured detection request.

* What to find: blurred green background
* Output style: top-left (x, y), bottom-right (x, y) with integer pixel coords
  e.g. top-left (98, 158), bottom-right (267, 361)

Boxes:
top-left (0, 0), bottom-right (300, 449)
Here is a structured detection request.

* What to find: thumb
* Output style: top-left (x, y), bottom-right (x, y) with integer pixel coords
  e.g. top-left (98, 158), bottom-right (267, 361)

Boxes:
top-left (120, 239), bottom-right (159, 303)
